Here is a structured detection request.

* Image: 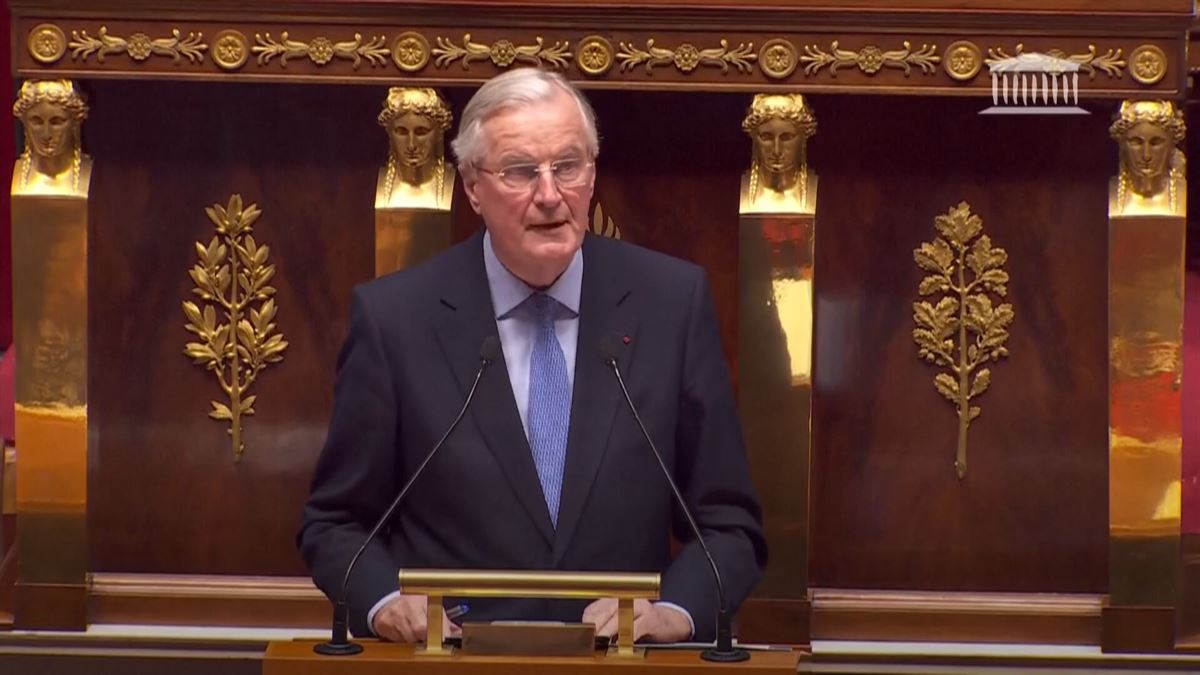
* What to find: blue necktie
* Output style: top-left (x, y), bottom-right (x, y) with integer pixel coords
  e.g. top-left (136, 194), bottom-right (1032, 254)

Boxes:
top-left (526, 293), bottom-right (570, 528)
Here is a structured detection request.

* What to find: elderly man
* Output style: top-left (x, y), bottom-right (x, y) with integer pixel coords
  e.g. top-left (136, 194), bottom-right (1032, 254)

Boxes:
top-left (299, 68), bottom-right (765, 645)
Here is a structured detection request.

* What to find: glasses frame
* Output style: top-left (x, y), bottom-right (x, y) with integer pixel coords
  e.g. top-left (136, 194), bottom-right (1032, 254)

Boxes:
top-left (475, 157), bottom-right (596, 192)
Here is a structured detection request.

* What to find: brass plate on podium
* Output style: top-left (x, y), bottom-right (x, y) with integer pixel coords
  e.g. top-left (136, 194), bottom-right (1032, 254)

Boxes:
top-left (462, 621), bottom-right (598, 657)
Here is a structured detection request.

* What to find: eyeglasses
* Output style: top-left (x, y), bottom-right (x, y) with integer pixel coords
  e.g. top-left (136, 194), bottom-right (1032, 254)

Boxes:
top-left (476, 157), bottom-right (594, 191)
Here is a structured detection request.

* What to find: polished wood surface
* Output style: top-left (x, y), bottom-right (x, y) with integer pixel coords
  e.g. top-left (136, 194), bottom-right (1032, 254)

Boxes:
top-left (811, 589), bottom-right (1100, 644)
top-left (89, 573), bottom-right (328, 628)
top-left (265, 640), bottom-right (801, 675)
top-left (809, 95), bottom-right (1110, 593)
top-left (86, 80), bottom-right (377, 575)
top-left (9, 1), bottom-right (1189, 94)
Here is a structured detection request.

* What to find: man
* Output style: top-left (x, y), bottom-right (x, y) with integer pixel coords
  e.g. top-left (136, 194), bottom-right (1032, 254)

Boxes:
top-left (299, 68), bottom-right (766, 644)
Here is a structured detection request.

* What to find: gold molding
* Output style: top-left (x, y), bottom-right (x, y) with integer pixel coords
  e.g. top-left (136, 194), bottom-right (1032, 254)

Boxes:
top-left (432, 34), bottom-right (571, 70)
top-left (576, 35), bottom-right (614, 77)
top-left (944, 40), bottom-right (983, 81)
top-left (617, 38), bottom-right (756, 74)
top-left (801, 40), bottom-right (939, 77)
top-left (252, 32), bottom-right (389, 68)
top-left (986, 44), bottom-right (1125, 79)
top-left (182, 195), bottom-right (288, 463)
top-left (1129, 44), bottom-right (1168, 85)
top-left (28, 24), bottom-right (67, 64)
top-left (392, 31), bottom-right (430, 72)
top-left (912, 202), bottom-right (1012, 480)
top-left (212, 29), bottom-right (248, 70)
top-left (69, 26), bottom-right (207, 64)
top-left (759, 38), bottom-right (798, 80)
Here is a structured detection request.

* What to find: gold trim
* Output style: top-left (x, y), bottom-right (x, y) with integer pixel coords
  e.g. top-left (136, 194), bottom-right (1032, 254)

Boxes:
top-left (392, 31), bottom-right (430, 72)
top-left (212, 29), bottom-right (248, 71)
top-left (1129, 44), bottom-right (1168, 86)
top-left (617, 38), bottom-right (756, 74)
top-left (27, 24), bottom-right (66, 65)
top-left (986, 44), bottom-right (1125, 79)
top-left (252, 32), bottom-right (389, 69)
top-left (912, 201), bottom-right (1012, 479)
top-left (759, 38), bottom-right (798, 80)
top-left (182, 195), bottom-right (288, 462)
top-left (944, 40), bottom-right (982, 81)
top-left (576, 35), bottom-right (614, 77)
top-left (801, 40), bottom-right (939, 77)
top-left (433, 34), bottom-right (571, 70)
top-left (69, 26), bottom-right (207, 64)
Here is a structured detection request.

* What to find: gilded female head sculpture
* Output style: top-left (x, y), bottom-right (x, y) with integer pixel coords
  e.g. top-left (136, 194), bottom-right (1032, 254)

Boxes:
top-left (1108, 100), bottom-right (1185, 215)
top-left (12, 79), bottom-right (89, 194)
top-left (378, 87), bottom-right (453, 197)
top-left (740, 93), bottom-right (817, 214)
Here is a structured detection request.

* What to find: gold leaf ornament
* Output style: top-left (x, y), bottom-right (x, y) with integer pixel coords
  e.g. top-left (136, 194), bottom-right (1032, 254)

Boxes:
top-left (912, 202), bottom-right (1012, 479)
top-left (183, 195), bottom-right (288, 461)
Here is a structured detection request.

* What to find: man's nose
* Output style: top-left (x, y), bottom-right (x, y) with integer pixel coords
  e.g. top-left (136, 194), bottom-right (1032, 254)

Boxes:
top-left (531, 169), bottom-right (562, 207)
top-left (771, 138), bottom-right (782, 155)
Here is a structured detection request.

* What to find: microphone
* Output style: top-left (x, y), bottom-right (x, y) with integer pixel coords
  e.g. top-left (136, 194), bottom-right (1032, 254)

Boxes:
top-left (597, 336), bottom-right (749, 663)
top-left (315, 336), bottom-right (502, 656)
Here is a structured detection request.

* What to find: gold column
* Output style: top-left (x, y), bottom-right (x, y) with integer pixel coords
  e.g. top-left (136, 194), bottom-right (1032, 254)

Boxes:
top-left (1104, 100), bottom-right (1186, 651)
top-left (375, 87), bottom-right (456, 276)
top-left (737, 94), bottom-right (817, 606)
top-left (10, 80), bottom-right (92, 629)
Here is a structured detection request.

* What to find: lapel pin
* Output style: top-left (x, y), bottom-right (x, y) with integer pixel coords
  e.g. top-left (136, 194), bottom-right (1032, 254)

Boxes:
top-left (622, 335), bottom-right (631, 345)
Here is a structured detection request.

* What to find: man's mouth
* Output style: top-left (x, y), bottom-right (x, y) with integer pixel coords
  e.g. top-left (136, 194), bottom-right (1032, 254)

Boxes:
top-left (528, 221), bottom-right (567, 231)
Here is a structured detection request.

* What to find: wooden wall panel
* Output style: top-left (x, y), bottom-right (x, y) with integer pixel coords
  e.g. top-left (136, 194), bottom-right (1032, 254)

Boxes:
top-left (808, 95), bottom-right (1110, 593)
top-left (87, 81), bottom-right (380, 574)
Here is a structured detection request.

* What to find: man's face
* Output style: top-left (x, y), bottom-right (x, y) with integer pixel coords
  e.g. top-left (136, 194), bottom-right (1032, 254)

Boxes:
top-left (463, 90), bottom-right (595, 287)
top-left (753, 117), bottom-right (802, 177)
top-left (24, 101), bottom-right (73, 161)
top-left (1121, 120), bottom-right (1171, 180)
top-left (388, 111), bottom-right (439, 170)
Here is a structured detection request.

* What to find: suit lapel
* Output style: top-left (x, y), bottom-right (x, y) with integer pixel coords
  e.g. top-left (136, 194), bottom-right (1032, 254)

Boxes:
top-left (435, 232), bottom-right (555, 546)
top-left (553, 235), bottom-right (637, 563)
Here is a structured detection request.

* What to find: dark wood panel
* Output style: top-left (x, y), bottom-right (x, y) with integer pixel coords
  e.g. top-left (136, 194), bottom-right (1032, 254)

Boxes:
top-left (809, 96), bottom-right (1110, 593)
top-left (87, 80), bottom-right (382, 575)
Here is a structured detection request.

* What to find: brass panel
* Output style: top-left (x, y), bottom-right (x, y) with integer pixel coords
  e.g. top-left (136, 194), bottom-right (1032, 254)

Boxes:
top-left (11, 192), bottom-right (88, 606)
top-left (739, 215), bottom-right (814, 599)
top-left (398, 569), bottom-right (660, 600)
top-left (375, 209), bottom-right (454, 277)
top-left (1108, 215), bottom-right (1185, 608)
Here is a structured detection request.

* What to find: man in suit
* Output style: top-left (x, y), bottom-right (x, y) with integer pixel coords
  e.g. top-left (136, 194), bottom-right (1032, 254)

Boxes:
top-left (299, 68), bottom-right (766, 644)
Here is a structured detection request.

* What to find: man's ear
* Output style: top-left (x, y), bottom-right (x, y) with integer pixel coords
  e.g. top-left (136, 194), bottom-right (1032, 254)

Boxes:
top-left (461, 169), bottom-right (483, 215)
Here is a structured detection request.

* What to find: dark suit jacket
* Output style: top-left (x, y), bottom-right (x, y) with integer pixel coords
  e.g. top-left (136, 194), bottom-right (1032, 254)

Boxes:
top-left (299, 231), bottom-right (766, 641)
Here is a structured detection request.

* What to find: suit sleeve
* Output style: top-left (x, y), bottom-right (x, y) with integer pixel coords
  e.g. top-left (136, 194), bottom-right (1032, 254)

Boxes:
top-left (298, 287), bottom-right (406, 637)
top-left (658, 270), bottom-right (768, 642)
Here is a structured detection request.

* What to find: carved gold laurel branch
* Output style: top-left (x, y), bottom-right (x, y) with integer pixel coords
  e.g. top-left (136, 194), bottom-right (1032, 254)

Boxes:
top-left (589, 201), bottom-right (622, 240)
top-left (432, 34), bottom-right (571, 70)
top-left (69, 26), bottom-right (207, 64)
top-left (617, 39), bottom-right (756, 74)
top-left (252, 32), bottom-right (390, 68)
top-left (912, 202), bottom-right (1012, 480)
top-left (183, 195), bottom-right (288, 462)
top-left (801, 40), bottom-right (939, 77)
top-left (985, 44), bottom-right (1125, 79)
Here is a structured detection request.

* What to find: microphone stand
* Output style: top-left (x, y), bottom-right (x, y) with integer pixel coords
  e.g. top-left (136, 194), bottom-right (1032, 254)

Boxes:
top-left (314, 339), bottom-right (498, 655)
top-left (601, 347), bottom-right (749, 663)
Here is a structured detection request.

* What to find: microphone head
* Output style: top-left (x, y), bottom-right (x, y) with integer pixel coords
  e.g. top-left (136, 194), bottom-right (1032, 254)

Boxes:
top-left (480, 336), bottom-right (501, 364)
top-left (596, 334), bottom-right (620, 365)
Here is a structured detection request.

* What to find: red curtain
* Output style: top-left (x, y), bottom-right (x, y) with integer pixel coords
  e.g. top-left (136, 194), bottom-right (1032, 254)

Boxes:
top-left (0, 8), bottom-right (12, 350)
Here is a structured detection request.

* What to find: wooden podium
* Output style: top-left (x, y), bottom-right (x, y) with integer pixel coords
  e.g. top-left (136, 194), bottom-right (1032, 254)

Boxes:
top-left (264, 641), bottom-right (801, 675)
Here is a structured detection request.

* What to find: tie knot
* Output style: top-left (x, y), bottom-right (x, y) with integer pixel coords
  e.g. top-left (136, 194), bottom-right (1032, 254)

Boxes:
top-left (525, 293), bottom-right (559, 322)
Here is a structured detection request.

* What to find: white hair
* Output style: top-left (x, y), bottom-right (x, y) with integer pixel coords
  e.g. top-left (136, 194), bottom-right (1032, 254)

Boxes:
top-left (450, 69), bottom-right (599, 172)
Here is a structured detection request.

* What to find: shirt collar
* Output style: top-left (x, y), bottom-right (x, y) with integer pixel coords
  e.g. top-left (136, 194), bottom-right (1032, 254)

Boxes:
top-left (483, 230), bottom-right (583, 319)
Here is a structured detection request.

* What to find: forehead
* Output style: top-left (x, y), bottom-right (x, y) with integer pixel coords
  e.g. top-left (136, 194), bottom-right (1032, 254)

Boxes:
top-left (479, 92), bottom-right (588, 159)
top-left (391, 111), bottom-right (433, 127)
top-left (756, 117), bottom-right (798, 133)
top-left (26, 100), bottom-right (69, 118)
top-left (1126, 120), bottom-right (1169, 138)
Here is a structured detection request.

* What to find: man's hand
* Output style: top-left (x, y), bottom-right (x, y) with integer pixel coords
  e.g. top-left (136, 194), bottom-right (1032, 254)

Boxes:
top-left (371, 594), bottom-right (464, 643)
top-left (581, 598), bottom-right (692, 644)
